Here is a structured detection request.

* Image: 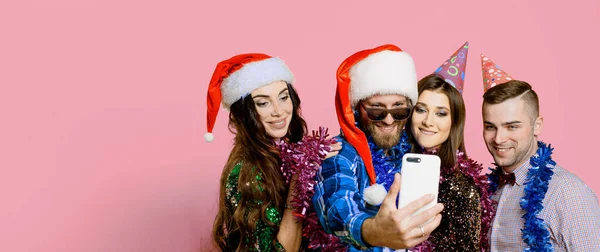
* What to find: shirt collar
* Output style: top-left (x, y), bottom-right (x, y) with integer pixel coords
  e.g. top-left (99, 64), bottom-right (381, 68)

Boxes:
top-left (506, 157), bottom-right (534, 186)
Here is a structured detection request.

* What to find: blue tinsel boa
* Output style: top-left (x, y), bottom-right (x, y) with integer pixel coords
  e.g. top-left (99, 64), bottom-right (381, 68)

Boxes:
top-left (488, 141), bottom-right (555, 252)
top-left (367, 131), bottom-right (411, 191)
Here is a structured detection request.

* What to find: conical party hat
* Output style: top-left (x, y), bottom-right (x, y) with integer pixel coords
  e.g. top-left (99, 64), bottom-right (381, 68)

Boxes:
top-left (481, 54), bottom-right (513, 91)
top-left (434, 41), bottom-right (469, 93)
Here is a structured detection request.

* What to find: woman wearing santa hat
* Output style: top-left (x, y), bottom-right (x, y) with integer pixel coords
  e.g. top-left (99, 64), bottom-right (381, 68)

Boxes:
top-left (207, 53), bottom-right (340, 251)
top-left (406, 42), bottom-right (494, 251)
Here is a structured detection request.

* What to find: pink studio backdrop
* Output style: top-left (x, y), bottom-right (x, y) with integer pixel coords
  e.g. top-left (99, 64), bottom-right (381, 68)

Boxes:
top-left (1, 0), bottom-right (599, 251)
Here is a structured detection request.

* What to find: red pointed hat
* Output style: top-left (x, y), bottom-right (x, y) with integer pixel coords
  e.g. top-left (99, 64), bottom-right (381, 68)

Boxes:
top-left (434, 41), bottom-right (469, 93)
top-left (336, 44), bottom-right (418, 205)
top-left (205, 53), bottom-right (294, 142)
top-left (481, 54), bottom-right (513, 91)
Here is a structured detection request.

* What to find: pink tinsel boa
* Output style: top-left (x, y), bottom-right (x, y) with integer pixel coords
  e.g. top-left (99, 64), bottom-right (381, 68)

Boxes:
top-left (276, 127), bottom-right (347, 251)
top-left (455, 151), bottom-right (496, 251)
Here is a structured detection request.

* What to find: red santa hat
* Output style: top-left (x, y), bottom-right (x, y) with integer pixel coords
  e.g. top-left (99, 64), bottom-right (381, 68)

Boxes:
top-left (205, 53), bottom-right (295, 142)
top-left (336, 44), bottom-right (418, 205)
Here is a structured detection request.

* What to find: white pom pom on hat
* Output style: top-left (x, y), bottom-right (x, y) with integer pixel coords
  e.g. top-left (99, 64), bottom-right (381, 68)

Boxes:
top-left (363, 183), bottom-right (387, 206)
top-left (204, 132), bottom-right (214, 143)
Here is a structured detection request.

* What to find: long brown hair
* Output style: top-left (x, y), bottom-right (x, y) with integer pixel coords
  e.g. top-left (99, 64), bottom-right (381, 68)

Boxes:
top-left (212, 83), bottom-right (307, 251)
top-left (407, 74), bottom-right (467, 169)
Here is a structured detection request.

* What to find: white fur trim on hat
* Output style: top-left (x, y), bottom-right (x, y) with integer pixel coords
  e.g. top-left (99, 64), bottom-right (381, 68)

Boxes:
top-left (349, 50), bottom-right (418, 106)
top-left (364, 183), bottom-right (387, 206)
top-left (221, 57), bottom-right (294, 109)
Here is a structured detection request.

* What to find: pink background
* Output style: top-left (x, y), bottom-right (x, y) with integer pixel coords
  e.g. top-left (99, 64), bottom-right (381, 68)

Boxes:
top-left (1, 0), bottom-right (599, 251)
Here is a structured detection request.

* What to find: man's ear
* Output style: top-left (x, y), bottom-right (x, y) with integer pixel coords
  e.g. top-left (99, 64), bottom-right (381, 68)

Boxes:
top-left (533, 116), bottom-right (543, 136)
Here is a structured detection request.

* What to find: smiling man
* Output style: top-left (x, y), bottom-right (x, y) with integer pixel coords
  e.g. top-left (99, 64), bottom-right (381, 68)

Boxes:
top-left (312, 45), bottom-right (444, 251)
top-left (481, 55), bottom-right (600, 251)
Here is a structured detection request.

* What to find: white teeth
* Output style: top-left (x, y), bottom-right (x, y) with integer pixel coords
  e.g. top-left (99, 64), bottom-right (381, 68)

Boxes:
top-left (377, 125), bottom-right (397, 133)
top-left (420, 129), bottom-right (436, 135)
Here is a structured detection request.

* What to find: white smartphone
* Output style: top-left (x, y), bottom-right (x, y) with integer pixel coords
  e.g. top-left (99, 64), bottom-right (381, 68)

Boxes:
top-left (398, 153), bottom-right (441, 222)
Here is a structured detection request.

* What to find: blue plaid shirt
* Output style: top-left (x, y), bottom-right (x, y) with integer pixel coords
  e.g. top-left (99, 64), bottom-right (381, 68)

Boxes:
top-left (313, 134), bottom-right (406, 251)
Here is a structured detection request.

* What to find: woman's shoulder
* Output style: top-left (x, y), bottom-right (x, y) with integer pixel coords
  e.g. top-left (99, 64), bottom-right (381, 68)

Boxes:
top-left (227, 162), bottom-right (243, 182)
top-left (225, 161), bottom-right (266, 200)
top-left (454, 153), bottom-right (485, 178)
top-left (225, 162), bottom-right (244, 207)
top-left (441, 154), bottom-right (487, 196)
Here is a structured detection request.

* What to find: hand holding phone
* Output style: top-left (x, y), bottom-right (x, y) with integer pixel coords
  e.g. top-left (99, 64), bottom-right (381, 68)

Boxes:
top-left (398, 153), bottom-right (441, 222)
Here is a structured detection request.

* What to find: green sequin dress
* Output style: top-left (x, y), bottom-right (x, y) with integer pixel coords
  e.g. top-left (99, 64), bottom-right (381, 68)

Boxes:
top-left (224, 162), bottom-right (286, 252)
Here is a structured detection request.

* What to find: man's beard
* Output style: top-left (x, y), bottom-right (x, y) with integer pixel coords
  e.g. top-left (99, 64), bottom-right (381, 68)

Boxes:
top-left (361, 117), bottom-right (405, 149)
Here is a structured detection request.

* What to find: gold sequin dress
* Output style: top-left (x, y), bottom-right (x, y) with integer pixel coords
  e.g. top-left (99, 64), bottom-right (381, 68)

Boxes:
top-left (429, 168), bottom-right (482, 251)
top-left (413, 151), bottom-right (494, 252)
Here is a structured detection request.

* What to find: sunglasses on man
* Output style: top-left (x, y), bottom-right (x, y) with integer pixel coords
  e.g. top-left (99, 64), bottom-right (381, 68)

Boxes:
top-left (360, 103), bottom-right (412, 121)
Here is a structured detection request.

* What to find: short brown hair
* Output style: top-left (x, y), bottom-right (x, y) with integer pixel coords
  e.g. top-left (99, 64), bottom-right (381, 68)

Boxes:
top-left (483, 80), bottom-right (540, 119)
